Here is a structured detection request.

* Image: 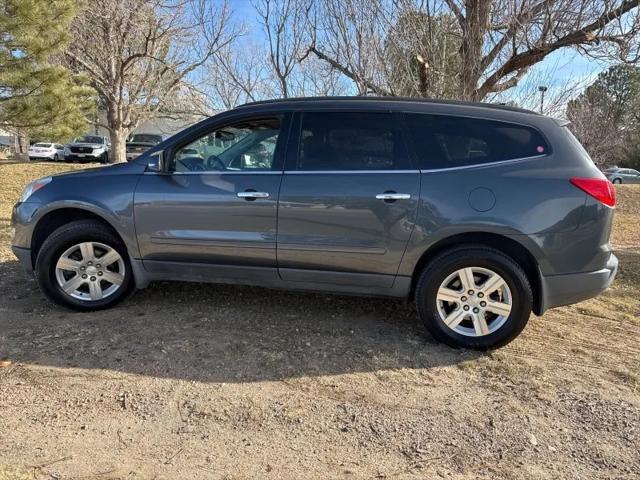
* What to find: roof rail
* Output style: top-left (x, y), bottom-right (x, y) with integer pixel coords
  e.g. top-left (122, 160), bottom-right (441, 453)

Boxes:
top-left (237, 96), bottom-right (538, 115)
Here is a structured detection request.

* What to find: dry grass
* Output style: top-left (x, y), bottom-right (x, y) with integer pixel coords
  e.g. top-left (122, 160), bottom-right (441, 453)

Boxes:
top-left (0, 160), bottom-right (639, 479)
top-left (611, 185), bottom-right (640, 248)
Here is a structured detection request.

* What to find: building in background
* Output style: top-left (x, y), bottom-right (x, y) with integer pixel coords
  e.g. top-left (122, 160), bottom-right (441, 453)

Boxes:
top-left (0, 127), bottom-right (15, 148)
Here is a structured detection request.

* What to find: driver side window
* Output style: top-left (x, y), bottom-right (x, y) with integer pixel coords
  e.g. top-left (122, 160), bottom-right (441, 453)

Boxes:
top-left (172, 118), bottom-right (281, 172)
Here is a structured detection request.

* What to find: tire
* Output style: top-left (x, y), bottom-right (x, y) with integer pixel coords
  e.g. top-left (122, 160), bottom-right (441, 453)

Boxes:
top-left (53, 154), bottom-right (59, 161)
top-left (35, 220), bottom-right (134, 311)
top-left (100, 152), bottom-right (109, 164)
top-left (613, 178), bottom-right (622, 184)
top-left (415, 246), bottom-right (532, 350)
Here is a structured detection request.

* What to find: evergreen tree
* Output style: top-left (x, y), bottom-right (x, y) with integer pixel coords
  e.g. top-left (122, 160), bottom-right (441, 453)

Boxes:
top-left (0, 0), bottom-right (93, 143)
top-left (567, 65), bottom-right (640, 168)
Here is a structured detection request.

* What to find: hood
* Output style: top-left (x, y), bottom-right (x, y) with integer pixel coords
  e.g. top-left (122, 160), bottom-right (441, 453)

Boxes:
top-left (49, 161), bottom-right (147, 179)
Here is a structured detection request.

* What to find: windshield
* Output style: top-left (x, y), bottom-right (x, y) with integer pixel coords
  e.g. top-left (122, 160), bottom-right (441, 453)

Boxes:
top-left (33, 143), bottom-right (52, 148)
top-left (74, 135), bottom-right (104, 144)
top-left (128, 134), bottom-right (162, 144)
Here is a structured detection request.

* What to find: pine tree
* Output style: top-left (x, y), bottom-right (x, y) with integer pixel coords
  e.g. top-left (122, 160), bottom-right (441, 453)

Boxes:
top-left (567, 65), bottom-right (640, 168)
top-left (0, 0), bottom-right (93, 144)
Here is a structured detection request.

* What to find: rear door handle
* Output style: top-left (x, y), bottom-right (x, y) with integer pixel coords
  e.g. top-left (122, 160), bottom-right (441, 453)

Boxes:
top-left (375, 192), bottom-right (411, 200)
top-left (237, 191), bottom-right (270, 200)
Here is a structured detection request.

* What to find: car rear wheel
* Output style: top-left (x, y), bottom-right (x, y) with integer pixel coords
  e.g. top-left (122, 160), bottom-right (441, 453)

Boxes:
top-left (53, 154), bottom-right (59, 161)
top-left (415, 246), bottom-right (532, 350)
top-left (35, 220), bottom-right (134, 311)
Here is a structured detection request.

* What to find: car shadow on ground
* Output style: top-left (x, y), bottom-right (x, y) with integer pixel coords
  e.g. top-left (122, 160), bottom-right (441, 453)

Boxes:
top-left (0, 259), bottom-right (482, 383)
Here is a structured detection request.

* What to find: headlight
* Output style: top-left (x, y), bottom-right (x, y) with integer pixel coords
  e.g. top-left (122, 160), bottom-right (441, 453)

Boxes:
top-left (19, 177), bottom-right (52, 202)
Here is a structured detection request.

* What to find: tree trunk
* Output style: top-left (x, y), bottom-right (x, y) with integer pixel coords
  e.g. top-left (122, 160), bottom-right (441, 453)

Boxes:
top-left (17, 130), bottom-right (29, 154)
top-left (105, 99), bottom-right (130, 163)
top-left (459, 0), bottom-right (491, 101)
top-left (109, 128), bottom-right (128, 163)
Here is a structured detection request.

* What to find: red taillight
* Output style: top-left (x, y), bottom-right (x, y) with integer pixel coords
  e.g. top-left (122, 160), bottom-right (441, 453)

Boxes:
top-left (570, 177), bottom-right (616, 207)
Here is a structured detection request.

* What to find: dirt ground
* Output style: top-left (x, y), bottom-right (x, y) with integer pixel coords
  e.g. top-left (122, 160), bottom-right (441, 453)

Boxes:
top-left (0, 160), bottom-right (638, 480)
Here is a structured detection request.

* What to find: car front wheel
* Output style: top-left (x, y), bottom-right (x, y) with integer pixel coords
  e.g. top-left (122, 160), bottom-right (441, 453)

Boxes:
top-left (415, 246), bottom-right (532, 350)
top-left (35, 220), bottom-right (133, 311)
top-left (613, 178), bottom-right (622, 184)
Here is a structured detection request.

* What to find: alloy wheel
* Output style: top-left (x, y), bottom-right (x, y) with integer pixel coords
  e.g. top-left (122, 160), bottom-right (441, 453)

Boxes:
top-left (54, 241), bottom-right (125, 301)
top-left (436, 267), bottom-right (512, 337)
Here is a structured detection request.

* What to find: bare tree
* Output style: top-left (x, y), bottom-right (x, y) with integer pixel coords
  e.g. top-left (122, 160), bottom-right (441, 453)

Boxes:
top-left (307, 0), bottom-right (393, 95)
top-left (205, 40), bottom-right (268, 109)
top-left (307, 0), bottom-right (640, 101)
top-left (65, 0), bottom-right (239, 162)
top-left (253, 0), bottom-right (311, 98)
top-left (203, 0), bottom-right (347, 109)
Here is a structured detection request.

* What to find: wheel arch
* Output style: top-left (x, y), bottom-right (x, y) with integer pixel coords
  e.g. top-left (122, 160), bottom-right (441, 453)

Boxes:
top-left (30, 208), bottom-right (126, 268)
top-left (409, 232), bottom-right (543, 315)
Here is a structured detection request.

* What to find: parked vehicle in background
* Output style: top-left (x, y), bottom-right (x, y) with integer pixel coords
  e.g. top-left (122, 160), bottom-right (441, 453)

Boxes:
top-left (605, 167), bottom-right (640, 184)
top-left (64, 135), bottom-right (110, 163)
top-left (126, 133), bottom-right (163, 161)
top-left (11, 97), bottom-right (618, 350)
top-left (28, 143), bottom-right (65, 161)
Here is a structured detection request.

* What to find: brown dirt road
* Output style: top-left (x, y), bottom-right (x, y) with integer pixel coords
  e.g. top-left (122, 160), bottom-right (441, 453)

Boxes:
top-left (1, 161), bottom-right (639, 479)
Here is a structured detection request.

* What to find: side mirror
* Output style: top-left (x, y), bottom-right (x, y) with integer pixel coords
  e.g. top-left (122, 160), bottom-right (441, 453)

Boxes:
top-left (146, 151), bottom-right (164, 172)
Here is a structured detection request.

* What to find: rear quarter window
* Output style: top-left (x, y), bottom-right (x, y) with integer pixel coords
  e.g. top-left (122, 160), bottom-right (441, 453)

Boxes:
top-left (405, 113), bottom-right (550, 169)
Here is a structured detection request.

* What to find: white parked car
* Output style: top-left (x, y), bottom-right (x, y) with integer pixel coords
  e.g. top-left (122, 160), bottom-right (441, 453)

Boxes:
top-left (28, 143), bottom-right (65, 161)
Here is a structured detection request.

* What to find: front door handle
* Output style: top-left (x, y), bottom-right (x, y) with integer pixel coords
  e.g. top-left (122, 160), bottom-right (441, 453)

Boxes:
top-left (237, 190), bottom-right (270, 200)
top-left (375, 192), bottom-right (411, 201)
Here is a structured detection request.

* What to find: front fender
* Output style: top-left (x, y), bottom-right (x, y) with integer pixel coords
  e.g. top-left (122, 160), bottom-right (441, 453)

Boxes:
top-left (12, 165), bottom-right (144, 260)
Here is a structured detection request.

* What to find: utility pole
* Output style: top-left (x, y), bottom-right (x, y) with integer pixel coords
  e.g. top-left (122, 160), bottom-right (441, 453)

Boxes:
top-left (538, 86), bottom-right (548, 114)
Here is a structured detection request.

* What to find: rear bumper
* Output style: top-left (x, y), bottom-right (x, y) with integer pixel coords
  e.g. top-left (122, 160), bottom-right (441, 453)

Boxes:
top-left (539, 254), bottom-right (618, 313)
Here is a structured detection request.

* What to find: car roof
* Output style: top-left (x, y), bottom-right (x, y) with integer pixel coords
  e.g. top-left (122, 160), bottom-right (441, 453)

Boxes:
top-left (236, 96), bottom-right (539, 116)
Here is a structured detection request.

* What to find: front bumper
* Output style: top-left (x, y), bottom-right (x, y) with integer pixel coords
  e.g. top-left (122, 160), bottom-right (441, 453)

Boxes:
top-left (540, 254), bottom-right (618, 313)
top-left (65, 152), bottom-right (104, 161)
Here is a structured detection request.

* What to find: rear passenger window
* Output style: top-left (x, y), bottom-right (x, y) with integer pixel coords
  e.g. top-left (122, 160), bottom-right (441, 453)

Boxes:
top-left (297, 112), bottom-right (410, 170)
top-left (405, 114), bottom-right (549, 169)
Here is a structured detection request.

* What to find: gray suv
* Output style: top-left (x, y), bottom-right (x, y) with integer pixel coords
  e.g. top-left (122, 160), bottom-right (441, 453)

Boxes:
top-left (11, 98), bottom-right (618, 349)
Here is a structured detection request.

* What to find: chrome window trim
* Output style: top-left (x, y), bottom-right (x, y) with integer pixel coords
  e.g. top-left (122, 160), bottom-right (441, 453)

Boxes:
top-left (282, 154), bottom-right (545, 174)
top-left (144, 154), bottom-right (545, 175)
top-left (419, 154), bottom-right (547, 173)
top-left (144, 170), bottom-right (283, 175)
top-left (283, 170), bottom-right (420, 174)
